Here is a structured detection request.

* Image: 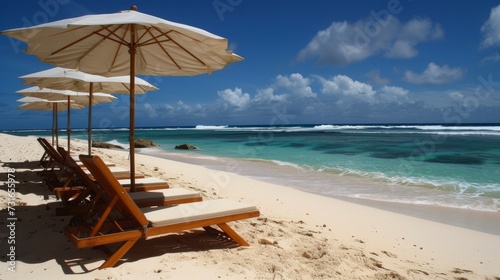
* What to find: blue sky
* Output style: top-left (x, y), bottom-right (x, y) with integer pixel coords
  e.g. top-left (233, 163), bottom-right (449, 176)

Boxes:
top-left (2, 0), bottom-right (500, 130)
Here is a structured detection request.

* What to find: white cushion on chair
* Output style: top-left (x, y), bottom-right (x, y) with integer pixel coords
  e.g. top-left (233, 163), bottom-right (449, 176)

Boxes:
top-left (141, 199), bottom-right (258, 227)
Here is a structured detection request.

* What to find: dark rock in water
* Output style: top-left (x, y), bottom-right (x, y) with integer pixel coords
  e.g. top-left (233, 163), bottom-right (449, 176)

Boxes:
top-left (134, 139), bottom-right (159, 148)
top-left (175, 143), bottom-right (199, 150)
top-left (92, 141), bottom-right (124, 149)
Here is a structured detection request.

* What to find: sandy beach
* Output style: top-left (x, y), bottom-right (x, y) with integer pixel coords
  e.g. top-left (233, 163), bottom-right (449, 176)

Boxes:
top-left (1, 133), bottom-right (500, 279)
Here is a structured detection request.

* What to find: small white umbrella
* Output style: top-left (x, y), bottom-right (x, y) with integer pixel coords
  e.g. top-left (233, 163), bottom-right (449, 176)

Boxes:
top-left (17, 86), bottom-right (117, 152)
top-left (18, 97), bottom-right (84, 147)
top-left (20, 67), bottom-right (158, 95)
top-left (2, 5), bottom-right (243, 191)
top-left (17, 86), bottom-right (116, 105)
top-left (19, 67), bottom-right (157, 154)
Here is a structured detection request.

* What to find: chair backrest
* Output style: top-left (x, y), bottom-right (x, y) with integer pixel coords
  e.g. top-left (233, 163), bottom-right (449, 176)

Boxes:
top-left (79, 155), bottom-right (149, 227)
top-left (37, 137), bottom-right (65, 165)
top-left (57, 147), bottom-right (98, 191)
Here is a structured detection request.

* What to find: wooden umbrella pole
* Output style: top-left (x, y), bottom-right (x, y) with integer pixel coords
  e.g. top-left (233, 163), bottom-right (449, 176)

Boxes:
top-left (67, 96), bottom-right (71, 153)
top-left (51, 106), bottom-right (55, 146)
top-left (88, 83), bottom-right (93, 155)
top-left (55, 103), bottom-right (59, 148)
top-left (129, 23), bottom-right (137, 192)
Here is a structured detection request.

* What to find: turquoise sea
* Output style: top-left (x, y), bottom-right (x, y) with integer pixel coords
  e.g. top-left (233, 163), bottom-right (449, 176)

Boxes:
top-left (6, 124), bottom-right (500, 212)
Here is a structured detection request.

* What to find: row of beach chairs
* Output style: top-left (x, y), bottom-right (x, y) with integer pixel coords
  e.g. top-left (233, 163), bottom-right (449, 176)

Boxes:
top-left (36, 138), bottom-right (260, 269)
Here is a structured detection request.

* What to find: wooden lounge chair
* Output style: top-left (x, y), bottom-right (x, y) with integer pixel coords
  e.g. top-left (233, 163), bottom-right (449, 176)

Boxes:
top-left (65, 155), bottom-right (260, 269)
top-left (54, 147), bottom-right (200, 216)
top-left (37, 137), bottom-right (116, 169)
top-left (56, 146), bottom-right (169, 192)
top-left (37, 137), bottom-right (142, 183)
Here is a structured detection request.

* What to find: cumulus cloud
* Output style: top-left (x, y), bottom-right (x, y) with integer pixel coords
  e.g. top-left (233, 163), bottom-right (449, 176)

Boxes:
top-left (298, 17), bottom-right (443, 65)
top-left (448, 90), bottom-right (464, 101)
top-left (275, 73), bottom-right (316, 98)
top-left (480, 5), bottom-right (500, 48)
top-left (254, 87), bottom-right (288, 103)
top-left (320, 75), bottom-right (376, 103)
top-left (386, 18), bottom-right (443, 58)
top-left (143, 103), bottom-right (158, 118)
top-left (481, 52), bottom-right (500, 64)
top-left (379, 85), bottom-right (409, 104)
top-left (404, 62), bottom-right (463, 84)
top-left (316, 74), bottom-right (412, 106)
top-left (217, 87), bottom-right (251, 109)
top-left (149, 72), bottom-right (415, 126)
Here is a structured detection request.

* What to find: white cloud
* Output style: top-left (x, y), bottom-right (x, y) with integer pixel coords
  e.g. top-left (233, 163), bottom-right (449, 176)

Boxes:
top-left (254, 87), bottom-right (288, 103)
top-left (404, 62), bottom-right (463, 84)
top-left (385, 40), bottom-right (417, 58)
top-left (275, 73), bottom-right (316, 98)
top-left (176, 100), bottom-right (193, 112)
top-left (481, 52), bottom-right (500, 63)
top-left (448, 90), bottom-right (464, 101)
top-left (151, 72), bottom-right (417, 125)
top-left (143, 103), bottom-right (157, 118)
top-left (320, 75), bottom-right (376, 103)
top-left (217, 87), bottom-right (251, 109)
top-left (298, 17), bottom-right (443, 65)
top-left (379, 86), bottom-right (409, 104)
top-left (481, 5), bottom-right (500, 48)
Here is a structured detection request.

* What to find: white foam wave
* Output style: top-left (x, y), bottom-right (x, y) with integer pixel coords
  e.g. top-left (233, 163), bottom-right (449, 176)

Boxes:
top-left (106, 139), bottom-right (129, 149)
top-left (195, 125), bottom-right (228, 130)
top-left (270, 159), bottom-right (306, 170)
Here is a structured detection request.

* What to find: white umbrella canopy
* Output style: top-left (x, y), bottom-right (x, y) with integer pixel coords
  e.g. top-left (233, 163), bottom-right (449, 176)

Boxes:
top-left (18, 97), bottom-right (84, 110)
top-left (17, 86), bottom-right (117, 106)
top-left (3, 8), bottom-right (243, 77)
top-left (19, 67), bottom-right (158, 94)
top-left (19, 67), bottom-right (157, 154)
top-left (2, 5), bottom-right (243, 191)
top-left (17, 86), bottom-right (117, 152)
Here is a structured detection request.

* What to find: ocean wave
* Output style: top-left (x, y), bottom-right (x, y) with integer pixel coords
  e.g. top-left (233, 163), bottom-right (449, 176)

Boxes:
top-left (106, 139), bottom-right (129, 149)
top-left (2, 129), bottom-right (51, 133)
top-left (270, 159), bottom-right (310, 170)
top-left (84, 124), bottom-right (500, 135)
top-left (195, 125), bottom-right (228, 130)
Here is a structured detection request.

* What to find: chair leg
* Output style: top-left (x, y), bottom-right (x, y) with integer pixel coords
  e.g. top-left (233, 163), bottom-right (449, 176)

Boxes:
top-left (99, 238), bottom-right (139, 269)
top-left (217, 223), bottom-right (249, 246)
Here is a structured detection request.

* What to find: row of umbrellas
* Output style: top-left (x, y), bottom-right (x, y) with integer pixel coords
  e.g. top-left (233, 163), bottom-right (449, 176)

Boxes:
top-left (16, 67), bottom-right (158, 154)
top-left (2, 5), bottom-right (243, 191)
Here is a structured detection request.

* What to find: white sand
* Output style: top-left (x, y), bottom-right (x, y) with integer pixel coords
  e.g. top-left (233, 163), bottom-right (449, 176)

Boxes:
top-left (1, 133), bottom-right (499, 279)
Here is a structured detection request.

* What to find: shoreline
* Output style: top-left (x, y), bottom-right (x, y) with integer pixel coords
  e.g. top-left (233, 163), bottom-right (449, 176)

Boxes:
top-left (1, 133), bottom-right (500, 279)
top-left (140, 147), bottom-right (500, 214)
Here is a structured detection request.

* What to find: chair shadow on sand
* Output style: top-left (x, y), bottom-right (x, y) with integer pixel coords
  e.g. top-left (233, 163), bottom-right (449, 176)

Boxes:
top-left (0, 162), bottom-right (247, 274)
top-left (57, 230), bottom-right (240, 273)
top-left (1, 194), bottom-right (245, 274)
top-left (1, 160), bottom-right (58, 197)
top-left (2, 160), bottom-right (42, 170)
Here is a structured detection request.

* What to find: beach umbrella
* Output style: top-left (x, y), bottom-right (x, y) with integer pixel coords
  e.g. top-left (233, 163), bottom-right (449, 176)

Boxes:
top-left (17, 86), bottom-right (117, 152)
top-left (18, 97), bottom-right (84, 147)
top-left (19, 67), bottom-right (157, 155)
top-left (17, 86), bottom-right (116, 105)
top-left (2, 5), bottom-right (243, 191)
